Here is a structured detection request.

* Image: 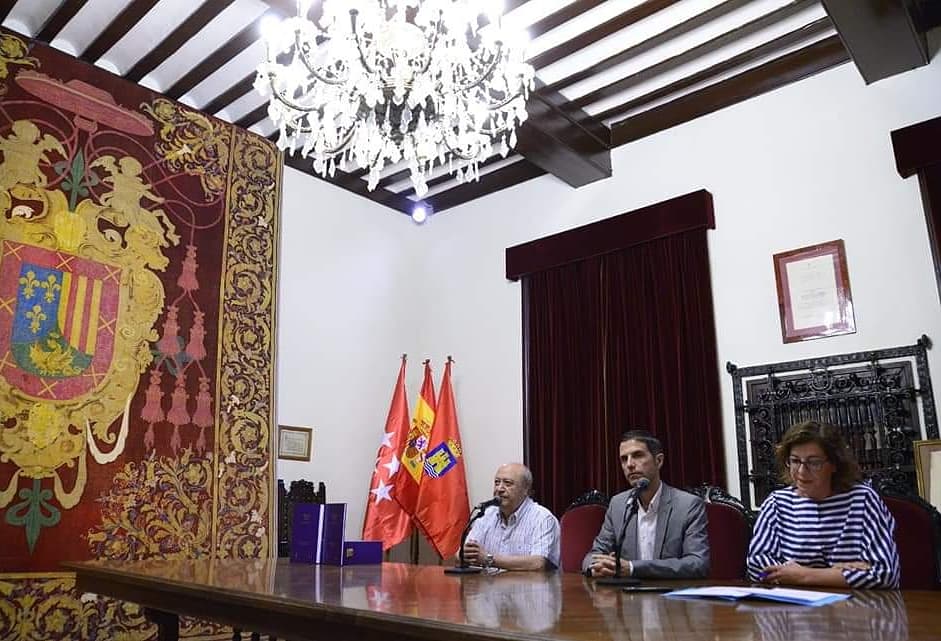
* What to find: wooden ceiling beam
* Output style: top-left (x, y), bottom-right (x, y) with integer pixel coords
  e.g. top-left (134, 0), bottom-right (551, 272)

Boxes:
top-left (81, 0), bottom-right (159, 63)
top-left (568, 0), bottom-right (817, 111)
top-left (528, 0), bottom-right (680, 70)
top-left (527, 1), bottom-right (605, 39)
top-left (609, 35), bottom-right (849, 147)
top-left (125, 0), bottom-right (238, 83)
top-left (821, 0), bottom-right (929, 84)
top-left (424, 160), bottom-right (545, 213)
top-left (37, 0), bottom-right (86, 43)
top-left (202, 72), bottom-right (255, 116)
top-left (165, 10), bottom-right (277, 100)
top-left (397, 154), bottom-right (521, 197)
top-left (0, 1), bottom-right (19, 25)
top-left (543, 0), bottom-right (752, 94)
top-left (593, 17), bottom-right (833, 123)
top-left (233, 104), bottom-right (267, 130)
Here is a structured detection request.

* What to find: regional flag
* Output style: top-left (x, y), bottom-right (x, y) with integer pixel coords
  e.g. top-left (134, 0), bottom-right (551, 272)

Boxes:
top-left (394, 360), bottom-right (435, 516)
top-left (414, 358), bottom-right (470, 558)
top-left (362, 357), bottom-right (413, 550)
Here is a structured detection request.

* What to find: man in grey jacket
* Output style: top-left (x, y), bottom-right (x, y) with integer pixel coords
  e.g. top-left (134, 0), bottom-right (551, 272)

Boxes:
top-left (582, 430), bottom-right (709, 579)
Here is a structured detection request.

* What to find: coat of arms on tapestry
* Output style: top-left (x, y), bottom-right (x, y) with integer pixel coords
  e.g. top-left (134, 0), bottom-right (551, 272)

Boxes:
top-left (0, 30), bottom-right (280, 640)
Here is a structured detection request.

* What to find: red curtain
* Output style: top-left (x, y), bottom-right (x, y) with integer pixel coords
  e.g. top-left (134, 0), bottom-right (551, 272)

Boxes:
top-left (521, 220), bottom-right (725, 516)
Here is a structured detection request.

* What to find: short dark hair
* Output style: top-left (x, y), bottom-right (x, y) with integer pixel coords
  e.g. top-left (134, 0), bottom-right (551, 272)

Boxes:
top-left (620, 430), bottom-right (663, 457)
top-left (775, 421), bottom-right (861, 493)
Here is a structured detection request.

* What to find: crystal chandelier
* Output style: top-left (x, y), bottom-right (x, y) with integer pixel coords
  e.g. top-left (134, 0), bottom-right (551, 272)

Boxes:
top-left (256, 0), bottom-right (534, 198)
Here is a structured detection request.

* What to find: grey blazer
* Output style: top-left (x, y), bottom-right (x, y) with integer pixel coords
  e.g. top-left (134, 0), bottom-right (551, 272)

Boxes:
top-left (581, 483), bottom-right (709, 579)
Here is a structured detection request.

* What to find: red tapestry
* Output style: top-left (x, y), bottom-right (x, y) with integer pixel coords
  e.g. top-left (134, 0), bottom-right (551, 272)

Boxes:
top-left (0, 30), bottom-right (280, 640)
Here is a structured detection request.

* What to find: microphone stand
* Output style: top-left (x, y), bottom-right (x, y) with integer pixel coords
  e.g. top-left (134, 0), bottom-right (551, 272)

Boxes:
top-left (596, 485), bottom-right (644, 587)
top-left (444, 504), bottom-right (489, 575)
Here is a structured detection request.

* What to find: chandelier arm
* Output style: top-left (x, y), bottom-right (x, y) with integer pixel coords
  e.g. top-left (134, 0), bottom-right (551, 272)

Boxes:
top-left (480, 88), bottom-right (527, 112)
top-left (350, 9), bottom-right (378, 76)
top-left (293, 30), bottom-right (349, 86)
top-left (418, 11), bottom-right (444, 76)
top-left (456, 42), bottom-right (504, 93)
top-left (442, 135), bottom-right (482, 161)
top-left (267, 74), bottom-right (323, 113)
top-left (321, 124), bottom-right (356, 156)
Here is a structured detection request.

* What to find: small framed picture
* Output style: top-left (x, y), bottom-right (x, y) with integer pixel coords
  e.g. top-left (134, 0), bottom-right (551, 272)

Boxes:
top-left (278, 425), bottom-right (312, 461)
top-left (773, 239), bottom-right (856, 343)
top-left (913, 439), bottom-right (941, 510)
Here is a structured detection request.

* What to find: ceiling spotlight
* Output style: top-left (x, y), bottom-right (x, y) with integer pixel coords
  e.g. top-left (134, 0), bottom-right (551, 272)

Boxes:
top-left (411, 205), bottom-right (429, 225)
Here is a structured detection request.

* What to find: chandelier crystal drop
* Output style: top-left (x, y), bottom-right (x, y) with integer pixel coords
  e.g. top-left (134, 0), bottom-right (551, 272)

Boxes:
top-left (256, 0), bottom-right (535, 198)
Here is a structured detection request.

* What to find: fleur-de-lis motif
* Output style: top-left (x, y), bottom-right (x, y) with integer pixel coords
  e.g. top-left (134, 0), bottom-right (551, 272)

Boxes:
top-left (40, 273), bottom-right (60, 303)
top-left (18, 270), bottom-right (38, 299)
top-left (26, 304), bottom-right (46, 333)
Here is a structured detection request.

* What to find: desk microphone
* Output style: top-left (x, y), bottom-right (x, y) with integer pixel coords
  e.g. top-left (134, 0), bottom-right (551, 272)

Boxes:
top-left (444, 496), bottom-right (501, 575)
top-left (595, 478), bottom-right (649, 587)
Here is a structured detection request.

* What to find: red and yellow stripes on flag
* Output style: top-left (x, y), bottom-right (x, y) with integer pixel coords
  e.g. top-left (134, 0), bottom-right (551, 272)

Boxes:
top-left (394, 360), bottom-right (435, 516)
top-left (414, 358), bottom-right (470, 558)
top-left (362, 356), bottom-right (413, 550)
top-left (57, 272), bottom-right (103, 355)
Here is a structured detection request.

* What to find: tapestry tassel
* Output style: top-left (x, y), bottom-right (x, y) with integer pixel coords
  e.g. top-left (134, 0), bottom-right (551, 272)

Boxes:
top-left (177, 244), bottom-right (200, 292)
top-left (192, 376), bottom-right (213, 428)
top-left (157, 305), bottom-right (180, 357)
top-left (167, 374), bottom-right (191, 427)
top-left (141, 369), bottom-right (165, 424)
top-left (186, 310), bottom-right (207, 361)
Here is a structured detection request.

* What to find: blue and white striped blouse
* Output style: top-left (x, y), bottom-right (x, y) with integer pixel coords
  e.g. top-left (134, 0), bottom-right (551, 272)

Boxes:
top-left (746, 483), bottom-right (900, 589)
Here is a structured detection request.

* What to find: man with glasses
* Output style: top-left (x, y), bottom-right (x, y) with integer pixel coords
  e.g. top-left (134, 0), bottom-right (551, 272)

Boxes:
top-left (462, 463), bottom-right (560, 571)
top-left (747, 421), bottom-right (900, 589)
top-left (583, 430), bottom-right (709, 579)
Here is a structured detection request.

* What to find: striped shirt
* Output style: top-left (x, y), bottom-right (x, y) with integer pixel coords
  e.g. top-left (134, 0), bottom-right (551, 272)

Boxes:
top-left (467, 497), bottom-right (560, 569)
top-left (747, 483), bottom-right (900, 589)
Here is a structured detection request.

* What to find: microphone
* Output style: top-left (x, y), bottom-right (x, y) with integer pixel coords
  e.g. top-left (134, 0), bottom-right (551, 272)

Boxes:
top-left (444, 497), bottom-right (500, 575)
top-left (475, 497), bottom-right (501, 511)
top-left (595, 478), bottom-right (649, 587)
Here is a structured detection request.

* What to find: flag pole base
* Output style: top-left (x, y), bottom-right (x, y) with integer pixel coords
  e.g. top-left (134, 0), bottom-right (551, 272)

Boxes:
top-left (444, 565), bottom-right (482, 575)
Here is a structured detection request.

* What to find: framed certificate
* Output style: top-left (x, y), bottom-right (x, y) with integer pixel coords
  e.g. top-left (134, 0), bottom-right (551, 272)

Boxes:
top-left (278, 425), bottom-right (313, 461)
top-left (913, 439), bottom-right (941, 510)
top-left (773, 239), bottom-right (856, 343)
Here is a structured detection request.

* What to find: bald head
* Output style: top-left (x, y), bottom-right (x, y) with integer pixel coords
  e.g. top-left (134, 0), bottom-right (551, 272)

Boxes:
top-left (493, 463), bottom-right (532, 515)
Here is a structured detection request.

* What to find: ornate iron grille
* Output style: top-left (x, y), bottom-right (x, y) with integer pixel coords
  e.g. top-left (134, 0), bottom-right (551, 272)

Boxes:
top-left (728, 336), bottom-right (937, 508)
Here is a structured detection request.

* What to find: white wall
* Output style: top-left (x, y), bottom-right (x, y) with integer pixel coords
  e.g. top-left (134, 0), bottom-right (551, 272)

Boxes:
top-left (277, 58), bottom-right (941, 540)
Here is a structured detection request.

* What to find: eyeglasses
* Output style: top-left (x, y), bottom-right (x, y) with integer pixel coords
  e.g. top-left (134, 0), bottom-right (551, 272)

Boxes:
top-left (787, 457), bottom-right (828, 474)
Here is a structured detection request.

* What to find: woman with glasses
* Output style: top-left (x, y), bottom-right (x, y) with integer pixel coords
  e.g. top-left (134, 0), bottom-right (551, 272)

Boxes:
top-left (746, 420), bottom-right (900, 589)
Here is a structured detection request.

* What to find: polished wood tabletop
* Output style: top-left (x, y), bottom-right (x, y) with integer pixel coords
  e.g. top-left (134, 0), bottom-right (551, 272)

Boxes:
top-left (64, 559), bottom-right (940, 641)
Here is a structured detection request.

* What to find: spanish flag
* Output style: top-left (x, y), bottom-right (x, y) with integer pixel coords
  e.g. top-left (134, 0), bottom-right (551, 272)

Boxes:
top-left (393, 360), bottom-right (435, 517)
top-left (414, 359), bottom-right (470, 558)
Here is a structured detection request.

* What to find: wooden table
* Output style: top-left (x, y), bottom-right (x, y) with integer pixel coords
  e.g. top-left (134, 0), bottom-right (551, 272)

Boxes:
top-left (64, 559), bottom-right (941, 641)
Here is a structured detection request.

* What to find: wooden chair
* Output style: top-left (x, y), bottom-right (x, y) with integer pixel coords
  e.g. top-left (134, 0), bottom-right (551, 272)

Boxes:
top-left (876, 483), bottom-right (941, 589)
top-left (687, 485), bottom-right (754, 580)
top-left (559, 490), bottom-right (609, 572)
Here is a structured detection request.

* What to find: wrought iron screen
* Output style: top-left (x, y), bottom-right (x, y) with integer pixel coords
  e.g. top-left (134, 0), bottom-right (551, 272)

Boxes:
top-left (728, 336), bottom-right (937, 508)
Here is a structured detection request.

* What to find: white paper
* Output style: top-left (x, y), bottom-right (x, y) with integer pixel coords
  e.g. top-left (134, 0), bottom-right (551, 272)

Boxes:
top-left (929, 450), bottom-right (941, 511)
top-left (786, 255), bottom-right (839, 330)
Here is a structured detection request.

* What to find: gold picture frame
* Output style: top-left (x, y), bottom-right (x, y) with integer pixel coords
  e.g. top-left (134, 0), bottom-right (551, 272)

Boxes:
top-left (278, 425), bottom-right (313, 462)
top-left (913, 439), bottom-right (941, 509)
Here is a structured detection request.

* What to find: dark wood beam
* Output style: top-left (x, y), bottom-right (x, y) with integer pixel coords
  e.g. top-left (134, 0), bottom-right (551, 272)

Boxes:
top-left (0, 0), bottom-right (18, 25)
top-left (529, 0), bottom-right (680, 70)
top-left (568, 0), bottom-right (817, 111)
top-left (81, 0), bottom-right (159, 62)
top-left (283, 153), bottom-right (415, 215)
top-left (515, 81), bottom-right (611, 188)
top-left (165, 10), bottom-right (277, 100)
top-left (543, 0), bottom-right (752, 93)
top-left (233, 104), bottom-right (267, 130)
top-left (527, 1), bottom-right (605, 39)
top-left (125, 0), bottom-right (238, 83)
top-left (425, 160), bottom-right (545, 213)
top-left (821, 0), bottom-right (929, 84)
top-left (398, 154), bottom-right (520, 197)
top-left (202, 72), bottom-right (255, 115)
top-left (891, 115), bottom-right (941, 178)
top-left (609, 36), bottom-right (850, 147)
top-left (504, 0), bottom-right (530, 13)
top-left (37, 0), bottom-right (86, 43)
top-left (593, 17), bottom-right (833, 122)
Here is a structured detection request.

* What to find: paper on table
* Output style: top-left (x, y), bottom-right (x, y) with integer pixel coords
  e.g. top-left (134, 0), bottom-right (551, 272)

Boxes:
top-left (665, 586), bottom-right (850, 607)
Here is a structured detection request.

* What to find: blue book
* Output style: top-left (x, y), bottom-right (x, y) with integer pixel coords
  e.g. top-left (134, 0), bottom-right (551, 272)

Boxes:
top-left (665, 586), bottom-right (850, 607)
top-left (290, 503), bottom-right (347, 565)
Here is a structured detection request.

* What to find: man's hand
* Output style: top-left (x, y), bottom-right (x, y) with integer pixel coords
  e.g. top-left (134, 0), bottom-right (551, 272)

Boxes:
top-left (463, 539), bottom-right (486, 566)
top-left (589, 553), bottom-right (630, 578)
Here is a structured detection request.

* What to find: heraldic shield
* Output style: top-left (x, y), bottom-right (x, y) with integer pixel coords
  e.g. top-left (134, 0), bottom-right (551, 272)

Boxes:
top-left (0, 162), bottom-right (172, 552)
